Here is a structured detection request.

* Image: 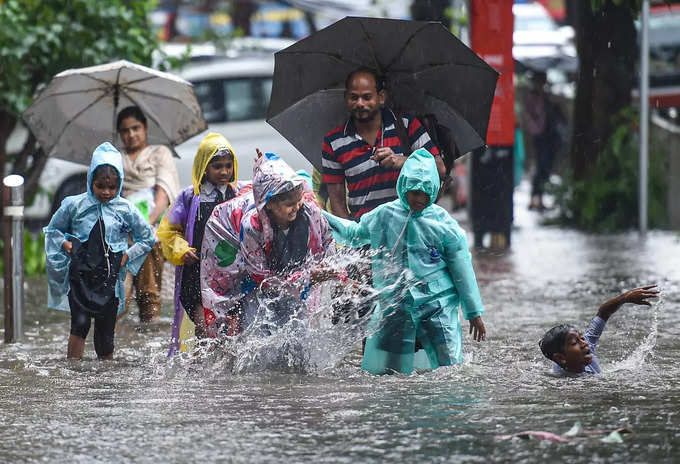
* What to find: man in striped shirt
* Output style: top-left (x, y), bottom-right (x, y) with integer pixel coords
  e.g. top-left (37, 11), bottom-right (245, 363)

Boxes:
top-left (322, 68), bottom-right (445, 219)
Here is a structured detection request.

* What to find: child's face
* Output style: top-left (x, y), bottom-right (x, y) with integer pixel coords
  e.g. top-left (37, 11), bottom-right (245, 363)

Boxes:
top-left (205, 155), bottom-right (234, 186)
top-left (266, 188), bottom-right (303, 228)
top-left (92, 175), bottom-right (119, 203)
top-left (405, 190), bottom-right (430, 212)
top-left (554, 330), bottom-right (593, 372)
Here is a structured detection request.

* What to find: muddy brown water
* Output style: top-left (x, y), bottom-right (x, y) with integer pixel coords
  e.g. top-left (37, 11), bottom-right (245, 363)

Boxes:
top-left (2, 199), bottom-right (679, 463)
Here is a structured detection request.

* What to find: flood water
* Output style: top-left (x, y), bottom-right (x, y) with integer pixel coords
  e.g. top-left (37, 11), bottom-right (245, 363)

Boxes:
top-left (2, 186), bottom-right (680, 463)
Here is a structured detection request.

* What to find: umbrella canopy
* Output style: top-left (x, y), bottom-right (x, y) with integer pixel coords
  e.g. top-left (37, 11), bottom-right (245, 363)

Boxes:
top-left (23, 60), bottom-right (206, 164)
top-left (267, 16), bottom-right (499, 171)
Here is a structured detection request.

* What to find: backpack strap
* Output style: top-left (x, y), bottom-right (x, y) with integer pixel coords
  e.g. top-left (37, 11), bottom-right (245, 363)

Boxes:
top-left (392, 111), bottom-right (412, 157)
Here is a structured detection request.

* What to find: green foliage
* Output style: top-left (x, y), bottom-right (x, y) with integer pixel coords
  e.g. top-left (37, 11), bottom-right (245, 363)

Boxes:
top-left (0, 0), bottom-right (165, 117)
top-left (552, 107), bottom-right (668, 232)
top-left (445, 3), bottom-right (469, 38)
top-left (24, 231), bottom-right (46, 276)
top-left (0, 232), bottom-right (46, 276)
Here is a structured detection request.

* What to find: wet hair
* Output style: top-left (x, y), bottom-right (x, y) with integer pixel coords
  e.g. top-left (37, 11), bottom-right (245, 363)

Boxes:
top-left (267, 183), bottom-right (303, 204)
top-left (116, 106), bottom-right (147, 131)
top-left (538, 324), bottom-right (576, 361)
top-left (92, 164), bottom-right (120, 187)
top-left (345, 67), bottom-right (384, 93)
top-left (209, 147), bottom-right (234, 163)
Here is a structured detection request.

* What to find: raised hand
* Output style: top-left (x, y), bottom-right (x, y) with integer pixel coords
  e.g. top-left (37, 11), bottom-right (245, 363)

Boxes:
top-left (620, 285), bottom-right (659, 306)
top-left (598, 284), bottom-right (659, 320)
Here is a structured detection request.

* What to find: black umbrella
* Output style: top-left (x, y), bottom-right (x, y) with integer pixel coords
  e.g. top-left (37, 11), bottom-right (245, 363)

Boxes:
top-left (267, 16), bottom-right (499, 171)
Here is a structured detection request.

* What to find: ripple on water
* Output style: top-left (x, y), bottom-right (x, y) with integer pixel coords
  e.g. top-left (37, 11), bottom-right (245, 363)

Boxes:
top-left (1, 226), bottom-right (680, 463)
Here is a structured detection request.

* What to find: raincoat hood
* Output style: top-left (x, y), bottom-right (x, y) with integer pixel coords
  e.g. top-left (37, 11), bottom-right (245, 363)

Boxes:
top-left (396, 148), bottom-right (439, 214)
top-left (87, 142), bottom-right (124, 199)
top-left (252, 152), bottom-right (304, 211)
top-left (191, 133), bottom-right (238, 195)
top-left (44, 143), bottom-right (155, 315)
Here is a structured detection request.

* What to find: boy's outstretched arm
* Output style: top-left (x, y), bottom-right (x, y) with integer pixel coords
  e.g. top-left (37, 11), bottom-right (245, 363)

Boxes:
top-left (597, 285), bottom-right (659, 321)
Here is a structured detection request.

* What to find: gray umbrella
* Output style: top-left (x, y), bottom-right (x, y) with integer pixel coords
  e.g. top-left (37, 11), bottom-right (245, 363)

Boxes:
top-left (267, 16), bottom-right (499, 171)
top-left (23, 60), bottom-right (206, 164)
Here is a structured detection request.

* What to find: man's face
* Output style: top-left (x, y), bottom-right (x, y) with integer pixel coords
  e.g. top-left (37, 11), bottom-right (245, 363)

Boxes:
top-left (118, 116), bottom-right (148, 153)
top-left (556, 330), bottom-right (593, 372)
top-left (345, 73), bottom-right (384, 123)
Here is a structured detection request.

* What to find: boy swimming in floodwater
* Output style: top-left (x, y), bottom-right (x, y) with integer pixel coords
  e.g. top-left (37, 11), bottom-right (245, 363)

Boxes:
top-left (539, 285), bottom-right (659, 376)
top-left (44, 143), bottom-right (155, 360)
top-left (323, 148), bottom-right (486, 375)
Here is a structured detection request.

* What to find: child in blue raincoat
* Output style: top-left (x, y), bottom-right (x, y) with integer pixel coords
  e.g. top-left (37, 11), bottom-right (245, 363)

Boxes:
top-left (323, 148), bottom-right (486, 375)
top-left (44, 142), bottom-right (155, 360)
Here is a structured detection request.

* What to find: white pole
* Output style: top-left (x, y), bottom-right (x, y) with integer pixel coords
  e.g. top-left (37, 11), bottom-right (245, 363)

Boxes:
top-left (639, 0), bottom-right (650, 235)
top-left (3, 175), bottom-right (25, 343)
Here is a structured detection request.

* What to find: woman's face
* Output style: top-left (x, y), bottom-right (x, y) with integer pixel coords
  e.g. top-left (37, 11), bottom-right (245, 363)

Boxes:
top-left (266, 188), bottom-right (303, 228)
top-left (118, 116), bottom-right (148, 153)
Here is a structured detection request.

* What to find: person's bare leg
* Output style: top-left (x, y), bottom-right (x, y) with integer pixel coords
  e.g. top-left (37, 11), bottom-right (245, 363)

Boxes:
top-left (137, 244), bottom-right (163, 323)
top-left (99, 352), bottom-right (113, 361)
top-left (67, 335), bottom-right (85, 359)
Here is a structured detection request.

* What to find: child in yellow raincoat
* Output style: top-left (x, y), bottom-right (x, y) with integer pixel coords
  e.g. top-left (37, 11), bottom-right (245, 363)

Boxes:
top-left (157, 133), bottom-right (250, 355)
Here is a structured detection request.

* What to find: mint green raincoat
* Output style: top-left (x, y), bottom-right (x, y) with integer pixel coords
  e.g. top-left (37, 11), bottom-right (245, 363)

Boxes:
top-left (323, 148), bottom-right (484, 374)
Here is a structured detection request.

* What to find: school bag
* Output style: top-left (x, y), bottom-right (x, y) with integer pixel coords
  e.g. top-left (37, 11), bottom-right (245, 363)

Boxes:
top-left (393, 112), bottom-right (460, 181)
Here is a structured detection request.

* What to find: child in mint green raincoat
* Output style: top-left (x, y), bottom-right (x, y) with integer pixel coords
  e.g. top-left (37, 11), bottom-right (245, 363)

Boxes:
top-left (323, 148), bottom-right (486, 375)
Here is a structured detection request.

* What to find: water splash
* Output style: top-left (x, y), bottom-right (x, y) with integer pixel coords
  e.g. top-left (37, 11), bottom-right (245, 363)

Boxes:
top-left (609, 297), bottom-right (661, 373)
top-left (169, 247), bottom-right (418, 376)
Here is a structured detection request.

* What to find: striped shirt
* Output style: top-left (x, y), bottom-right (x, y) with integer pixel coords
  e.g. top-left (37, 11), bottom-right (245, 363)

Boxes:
top-left (322, 109), bottom-right (440, 219)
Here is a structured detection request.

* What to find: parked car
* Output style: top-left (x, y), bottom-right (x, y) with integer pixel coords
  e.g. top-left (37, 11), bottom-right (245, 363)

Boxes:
top-left (21, 52), bottom-right (311, 224)
top-left (513, 2), bottom-right (575, 63)
top-left (173, 54), bottom-right (311, 182)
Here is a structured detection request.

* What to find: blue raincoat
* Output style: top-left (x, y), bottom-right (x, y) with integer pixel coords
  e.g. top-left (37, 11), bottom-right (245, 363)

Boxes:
top-left (323, 148), bottom-right (485, 374)
top-left (44, 142), bottom-right (155, 315)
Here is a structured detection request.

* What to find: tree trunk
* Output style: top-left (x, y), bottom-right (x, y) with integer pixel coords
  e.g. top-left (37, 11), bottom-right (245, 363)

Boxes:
top-left (15, 133), bottom-right (45, 203)
top-left (232, 0), bottom-right (256, 36)
top-left (570, 2), bottom-right (637, 180)
top-left (0, 112), bottom-right (46, 208)
top-left (0, 111), bottom-right (19, 217)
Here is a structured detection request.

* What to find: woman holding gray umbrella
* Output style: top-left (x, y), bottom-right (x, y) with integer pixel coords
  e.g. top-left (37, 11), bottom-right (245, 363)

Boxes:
top-left (117, 105), bottom-right (179, 323)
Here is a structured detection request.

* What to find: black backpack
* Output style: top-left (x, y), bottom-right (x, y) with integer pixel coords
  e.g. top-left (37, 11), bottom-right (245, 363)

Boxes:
top-left (394, 112), bottom-right (458, 180)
